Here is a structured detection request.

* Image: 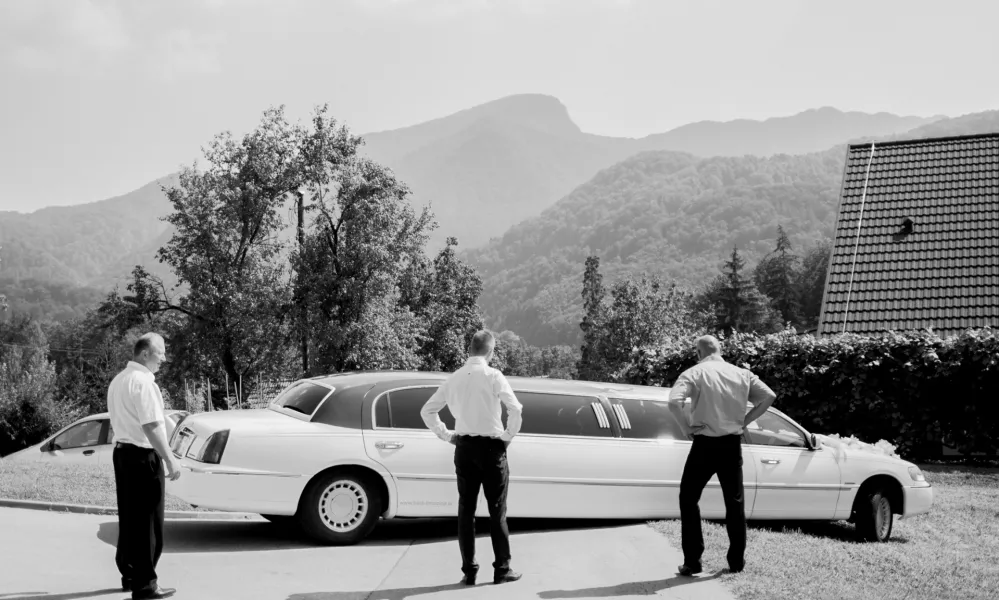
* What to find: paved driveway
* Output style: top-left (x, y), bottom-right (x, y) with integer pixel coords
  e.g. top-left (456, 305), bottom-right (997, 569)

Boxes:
top-left (0, 508), bottom-right (735, 600)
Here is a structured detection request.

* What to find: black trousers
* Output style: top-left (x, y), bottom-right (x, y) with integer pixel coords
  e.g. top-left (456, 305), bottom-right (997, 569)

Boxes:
top-left (679, 434), bottom-right (746, 571)
top-left (112, 442), bottom-right (166, 591)
top-left (454, 435), bottom-right (511, 576)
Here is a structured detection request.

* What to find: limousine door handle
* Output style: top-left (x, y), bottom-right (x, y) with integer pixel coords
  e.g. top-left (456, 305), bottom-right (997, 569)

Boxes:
top-left (760, 458), bottom-right (781, 465)
top-left (375, 441), bottom-right (404, 450)
top-left (83, 450), bottom-right (96, 456)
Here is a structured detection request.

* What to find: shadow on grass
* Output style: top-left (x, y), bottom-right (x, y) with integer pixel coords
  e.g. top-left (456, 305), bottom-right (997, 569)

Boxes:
top-left (96, 516), bottom-right (642, 554)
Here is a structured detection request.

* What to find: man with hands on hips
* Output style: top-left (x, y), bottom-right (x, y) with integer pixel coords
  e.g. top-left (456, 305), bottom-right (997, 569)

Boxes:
top-left (421, 330), bottom-right (524, 586)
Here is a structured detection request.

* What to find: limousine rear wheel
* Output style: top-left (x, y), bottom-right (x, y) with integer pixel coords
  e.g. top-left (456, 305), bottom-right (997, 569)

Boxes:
top-left (855, 485), bottom-right (893, 542)
top-left (298, 470), bottom-right (382, 545)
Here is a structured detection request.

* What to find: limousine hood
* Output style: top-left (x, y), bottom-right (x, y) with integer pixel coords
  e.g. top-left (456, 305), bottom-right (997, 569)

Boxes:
top-left (178, 408), bottom-right (320, 437)
top-left (816, 433), bottom-right (909, 464)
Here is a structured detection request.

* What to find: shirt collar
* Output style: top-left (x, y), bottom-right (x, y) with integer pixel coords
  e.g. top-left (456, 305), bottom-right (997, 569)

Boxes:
top-left (465, 356), bottom-right (488, 365)
top-left (128, 360), bottom-right (155, 378)
top-left (698, 354), bottom-right (726, 364)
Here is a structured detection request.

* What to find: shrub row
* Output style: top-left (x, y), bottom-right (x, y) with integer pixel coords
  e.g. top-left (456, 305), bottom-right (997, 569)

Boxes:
top-left (619, 327), bottom-right (999, 460)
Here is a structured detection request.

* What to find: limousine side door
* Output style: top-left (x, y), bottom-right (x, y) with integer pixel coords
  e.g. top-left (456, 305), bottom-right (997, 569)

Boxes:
top-left (743, 410), bottom-right (842, 519)
top-left (362, 385), bottom-right (460, 517)
top-left (503, 390), bottom-right (623, 519)
top-left (603, 397), bottom-right (758, 520)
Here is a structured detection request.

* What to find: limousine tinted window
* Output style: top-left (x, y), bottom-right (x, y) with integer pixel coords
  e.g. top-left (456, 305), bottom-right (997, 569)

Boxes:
top-left (272, 381), bottom-right (332, 416)
top-left (609, 398), bottom-right (689, 440)
top-left (514, 391), bottom-right (611, 438)
top-left (380, 387), bottom-right (456, 430)
top-left (746, 411), bottom-right (806, 448)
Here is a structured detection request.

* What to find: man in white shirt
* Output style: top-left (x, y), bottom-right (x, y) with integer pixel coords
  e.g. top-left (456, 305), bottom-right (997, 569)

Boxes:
top-left (421, 330), bottom-right (524, 586)
top-left (107, 332), bottom-right (182, 600)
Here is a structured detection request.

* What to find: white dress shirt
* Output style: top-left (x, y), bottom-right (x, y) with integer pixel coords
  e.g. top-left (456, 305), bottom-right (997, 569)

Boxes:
top-left (420, 356), bottom-right (524, 443)
top-left (107, 361), bottom-right (167, 449)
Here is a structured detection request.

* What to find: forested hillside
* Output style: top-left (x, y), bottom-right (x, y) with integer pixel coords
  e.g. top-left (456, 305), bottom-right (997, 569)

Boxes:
top-left (463, 148), bottom-right (847, 345)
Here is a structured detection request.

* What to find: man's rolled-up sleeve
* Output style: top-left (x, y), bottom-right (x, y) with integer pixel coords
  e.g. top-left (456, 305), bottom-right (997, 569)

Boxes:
top-left (135, 379), bottom-right (165, 426)
top-left (420, 385), bottom-right (453, 443)
top-left (747, 373), bottom-right (777, 406)
top-left (495, 373), bottom-right (522, 442)
top-left (668, 372), bottom-right (694, 404)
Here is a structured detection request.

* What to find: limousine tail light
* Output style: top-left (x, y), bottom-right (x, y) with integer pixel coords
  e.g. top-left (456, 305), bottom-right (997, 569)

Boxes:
top-left (195, 429), bottom-right (230, 464)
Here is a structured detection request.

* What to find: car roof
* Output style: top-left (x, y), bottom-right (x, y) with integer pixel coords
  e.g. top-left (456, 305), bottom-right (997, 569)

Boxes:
top-left (307, 370), bottom-right (672, 399)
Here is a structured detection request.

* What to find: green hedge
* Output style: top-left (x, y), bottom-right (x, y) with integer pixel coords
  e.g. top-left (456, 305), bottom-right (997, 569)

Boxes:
top-left (619, 327), bottom-right (999, 460)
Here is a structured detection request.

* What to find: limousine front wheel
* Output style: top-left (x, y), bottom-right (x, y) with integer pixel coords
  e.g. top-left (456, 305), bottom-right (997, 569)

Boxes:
top-left (298, 470), bottom-right (383, 545)
top-left (855, 486), bottom-right (893, 542)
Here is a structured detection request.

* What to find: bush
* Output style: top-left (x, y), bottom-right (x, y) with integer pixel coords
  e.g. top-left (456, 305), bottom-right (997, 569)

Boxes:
top-left (620, 327), bottom-right (999, 460)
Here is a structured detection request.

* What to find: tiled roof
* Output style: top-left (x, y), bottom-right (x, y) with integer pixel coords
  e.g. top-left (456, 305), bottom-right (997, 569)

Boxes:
top-left (817, 132), bottom-right (999, 338)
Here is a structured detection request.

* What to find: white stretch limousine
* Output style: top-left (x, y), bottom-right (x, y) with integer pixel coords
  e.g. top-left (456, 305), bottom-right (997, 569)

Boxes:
top-left (166, 371), bottom-right (933, 545)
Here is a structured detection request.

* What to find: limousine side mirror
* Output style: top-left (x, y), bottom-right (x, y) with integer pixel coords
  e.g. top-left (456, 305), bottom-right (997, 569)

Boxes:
top-left (808, 433), bottom-right (822, 451)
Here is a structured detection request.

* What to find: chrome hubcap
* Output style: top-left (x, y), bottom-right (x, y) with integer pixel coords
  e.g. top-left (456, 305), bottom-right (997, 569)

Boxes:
top-left (875, 498), bottom-right (891, 537)
top-left (319, 480), bottom-right (368, 532)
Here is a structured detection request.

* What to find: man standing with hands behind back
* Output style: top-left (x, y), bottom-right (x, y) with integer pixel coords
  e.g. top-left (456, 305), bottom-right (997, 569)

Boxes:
top-left (421, 330), bottom-right (524, 587)
top-left (107, 332), bottom-right (182, 600)
top-left (668, 335), bottom-right (776, 577)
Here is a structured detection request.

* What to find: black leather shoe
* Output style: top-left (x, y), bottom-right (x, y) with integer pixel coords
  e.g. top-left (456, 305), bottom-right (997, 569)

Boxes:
top-left (460, 574), bottom-right (476, 585)
top-left (494, 570), bottom-right (522, 584)
top-left (121, 578), bottom-right (132, 592)
top-left (132, 585), bottom-right (176, 599)
top-left (677, 564), bottom-right (702, 576)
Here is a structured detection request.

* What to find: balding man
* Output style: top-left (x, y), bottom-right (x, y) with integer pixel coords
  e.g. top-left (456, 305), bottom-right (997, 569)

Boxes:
top-left (421, 330), bottom-right (524, 587)
top-left (107, 333), bottom-right (181, 600)
top-left (668, 335), bottom-right (776, 576)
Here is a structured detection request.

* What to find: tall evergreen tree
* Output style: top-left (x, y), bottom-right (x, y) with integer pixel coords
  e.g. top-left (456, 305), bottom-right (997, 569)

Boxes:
top-left (713, 245), bottom-right (781, 335)
top-left (576, 256), bottom-right (606, 381)
top-left (754, 225), bottom-right (803, 328)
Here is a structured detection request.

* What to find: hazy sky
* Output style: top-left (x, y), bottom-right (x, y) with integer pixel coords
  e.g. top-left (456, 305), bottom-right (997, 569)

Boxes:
top-left (1, 0), bottom-right (996, 212)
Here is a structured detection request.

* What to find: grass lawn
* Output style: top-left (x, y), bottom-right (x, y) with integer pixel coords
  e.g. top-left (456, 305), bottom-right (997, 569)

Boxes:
top-left (0, 459), bottom-right (212, 512)
top-left (650, 464), bottom-right (999, 600)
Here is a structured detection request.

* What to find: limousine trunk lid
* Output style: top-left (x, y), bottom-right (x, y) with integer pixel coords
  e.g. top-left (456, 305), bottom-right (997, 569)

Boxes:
top-left (172, 408), bottom-right (321, 440)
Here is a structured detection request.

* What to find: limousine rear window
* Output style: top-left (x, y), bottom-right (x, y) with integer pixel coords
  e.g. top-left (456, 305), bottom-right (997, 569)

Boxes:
top-left (272, 381), bottom-right (333, 416)
top-left (609, 398), bottom-right (689, 440)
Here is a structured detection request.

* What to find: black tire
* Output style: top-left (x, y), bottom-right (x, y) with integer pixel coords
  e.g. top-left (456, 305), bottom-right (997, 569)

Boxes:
top-left (297, 470), bottom-right (383, 545)
top-left (855, 486), bottom-right (894, 542)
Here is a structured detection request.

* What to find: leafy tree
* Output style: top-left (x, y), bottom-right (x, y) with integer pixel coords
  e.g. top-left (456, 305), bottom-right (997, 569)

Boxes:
top-left (295, 145), bottom-right (436, 374)
top-left (114, 107), bottom-right (331, 391)
top-left (0, 316), bottom-right (64, 456)
top-left (754, 225), bottom-right (803, 328)
top-left (796, 240), bottom-right (832, 329)
top-left (576, 256), bottom-right (709, 382)
top-left (400, 237), bottom-right (484, 372)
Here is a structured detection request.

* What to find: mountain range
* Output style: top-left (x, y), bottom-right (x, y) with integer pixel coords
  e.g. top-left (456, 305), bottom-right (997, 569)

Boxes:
top-left (2, 95), bottom-right (996, 339)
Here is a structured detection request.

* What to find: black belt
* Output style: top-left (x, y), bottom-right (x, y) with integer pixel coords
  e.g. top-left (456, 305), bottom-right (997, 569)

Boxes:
top-left (115, 441), bottom-right (155, 451)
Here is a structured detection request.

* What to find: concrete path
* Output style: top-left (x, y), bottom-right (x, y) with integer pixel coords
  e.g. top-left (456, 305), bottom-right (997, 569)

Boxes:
top-left (0, 508), bottom-right (736, 600)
